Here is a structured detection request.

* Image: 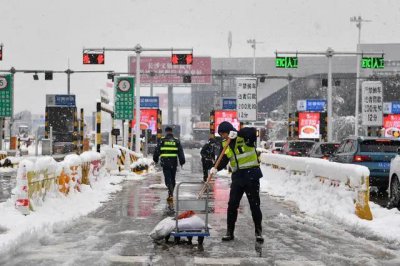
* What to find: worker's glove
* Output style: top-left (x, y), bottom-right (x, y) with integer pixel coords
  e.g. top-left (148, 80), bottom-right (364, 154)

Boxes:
top-left (209, 167), bottom-right (218, 176)
top-left (228, 131), bottom-right (238, 139)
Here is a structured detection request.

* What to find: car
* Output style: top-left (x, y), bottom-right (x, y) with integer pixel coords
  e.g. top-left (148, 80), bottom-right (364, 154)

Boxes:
top-left (281, 140), bottom-right (316, 157)
top-left (388, 152), bottom-right (400, 209)
top-left (331, 136), bottom-right (400, 192)
top-left (308, 142), bottom-right (340, 160)
top-left (265, 140), bottom-right (286, 154)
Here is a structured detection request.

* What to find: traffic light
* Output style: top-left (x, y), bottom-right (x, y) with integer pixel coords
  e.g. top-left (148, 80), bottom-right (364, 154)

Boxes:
top-left (0, 46), bottom-right (3, 61)
top-left (45, 71), bottom-right (53, 80)
top-left (171, 53), bottom-right (193, 65)
top-left (83, 51), bottom-right (105, 64)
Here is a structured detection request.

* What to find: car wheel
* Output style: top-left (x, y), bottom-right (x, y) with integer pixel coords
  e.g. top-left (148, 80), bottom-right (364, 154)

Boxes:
top-left (388, 176), bottom-right (400, 209)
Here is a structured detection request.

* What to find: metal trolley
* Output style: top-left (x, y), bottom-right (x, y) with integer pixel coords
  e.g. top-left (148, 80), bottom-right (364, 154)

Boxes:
top-left (168, 181), bottom-right (210, 245)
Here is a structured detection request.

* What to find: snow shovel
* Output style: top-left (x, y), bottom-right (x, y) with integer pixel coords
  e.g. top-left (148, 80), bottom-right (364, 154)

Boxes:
top-left (198, 138), bottom-right (231, 198)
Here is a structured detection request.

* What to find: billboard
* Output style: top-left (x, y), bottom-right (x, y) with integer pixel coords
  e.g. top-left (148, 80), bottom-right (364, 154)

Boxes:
top-left (128, 56), bottom-right (212, 84)
top-left (214, 110), bottom-right (240, 136)
top-left (383, 114), bottom-right (400, 137)
top-left (299, 112), bottom-right (320, 139)
top-left (131, 109), bottom-right (158, 134)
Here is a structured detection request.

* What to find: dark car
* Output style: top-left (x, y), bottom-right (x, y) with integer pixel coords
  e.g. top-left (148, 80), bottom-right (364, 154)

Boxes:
top-left (282, 140), bottom-right (316, 157)
top-left (331, 136), bottom-right (400, 192)
top-left (308, 142), bottom-right (340, 160)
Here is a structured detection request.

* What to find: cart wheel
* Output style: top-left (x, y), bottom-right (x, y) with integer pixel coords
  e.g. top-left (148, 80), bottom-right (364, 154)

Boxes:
top-left (174, 236), bottom-right (181, 244)
top-left (164, 234), bottom-right (170, 243)
top-left (198, 236), bottom-right (204, 245)
top-left (187, 236), bottom-right (193, 245)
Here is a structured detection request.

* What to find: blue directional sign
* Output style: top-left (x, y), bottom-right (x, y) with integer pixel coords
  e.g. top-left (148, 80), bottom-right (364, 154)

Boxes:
top-left (140, 96), bottom-right (159, 108)
top-left (306, 99), bottom-right (326, 112)
top-left (55, 95), bottom-right (76, 107)
top-left (392, 101), bottom-right (400, 114)
top-left (222, 98), bottom-right (236, 110)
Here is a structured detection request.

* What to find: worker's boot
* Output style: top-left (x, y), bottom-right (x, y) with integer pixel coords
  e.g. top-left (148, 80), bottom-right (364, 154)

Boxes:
top-left (221, 226), bottom-right (235, 241)
top-left (255, 225), bottom-right (264, 243)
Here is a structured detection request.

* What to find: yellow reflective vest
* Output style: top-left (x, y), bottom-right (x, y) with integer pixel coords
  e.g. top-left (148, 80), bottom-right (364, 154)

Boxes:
top-left (160, 138), bottom-right (179, 158)
top-left (223, 136), bottom-right (260, 172)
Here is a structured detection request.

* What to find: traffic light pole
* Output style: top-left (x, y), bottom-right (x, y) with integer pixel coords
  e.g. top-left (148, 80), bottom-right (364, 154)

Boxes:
top-left (83, 45), bottom-right (192, 153)
top-left (276, 48), bottom-right (383, 142)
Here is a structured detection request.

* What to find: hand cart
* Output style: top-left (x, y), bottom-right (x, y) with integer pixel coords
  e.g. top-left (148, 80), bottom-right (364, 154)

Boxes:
top-left (168, 181), bottom-right (211, 245)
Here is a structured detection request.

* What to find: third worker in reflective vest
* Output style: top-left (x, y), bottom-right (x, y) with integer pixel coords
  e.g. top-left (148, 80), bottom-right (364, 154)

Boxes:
top-left (209, 121), bottom-right (264, 243)
top-left (153, 126), bottom-right (185, 202)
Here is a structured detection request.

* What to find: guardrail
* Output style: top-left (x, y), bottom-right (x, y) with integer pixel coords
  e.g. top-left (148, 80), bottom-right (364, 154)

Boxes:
top-left (259, 153), bottom-right (373, 220)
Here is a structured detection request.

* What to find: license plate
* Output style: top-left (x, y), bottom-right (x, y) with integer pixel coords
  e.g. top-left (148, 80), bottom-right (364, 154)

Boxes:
top-left (378, 162), bottom-right (390, 168)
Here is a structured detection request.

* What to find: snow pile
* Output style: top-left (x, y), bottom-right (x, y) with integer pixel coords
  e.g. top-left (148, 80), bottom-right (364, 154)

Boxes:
top-left (260, 163), bottom-right (400, 242)
top-left (0, 173), bottom-right (124, 256)
top-left (260, 153), bottom-right (370, 188)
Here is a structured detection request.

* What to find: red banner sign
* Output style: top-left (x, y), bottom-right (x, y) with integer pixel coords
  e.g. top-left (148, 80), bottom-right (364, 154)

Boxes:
top-left (299, 112), bottom-right (320, 139)
top-left (128, 56), bottom-right (211, 84)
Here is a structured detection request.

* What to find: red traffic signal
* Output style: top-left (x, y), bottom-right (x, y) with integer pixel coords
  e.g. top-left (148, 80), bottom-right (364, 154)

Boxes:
top-left (0, 46), bottom-right (3, 61)
top-left (83, 52), bottom-right (105, 64)
top-left (171, 53), bottom-right (193, 65)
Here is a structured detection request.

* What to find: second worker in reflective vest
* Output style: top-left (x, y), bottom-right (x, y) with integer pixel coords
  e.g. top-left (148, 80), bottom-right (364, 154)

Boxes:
top-left (153, 126), bottom-right (185, 201)
top-left (210, 121), bottom-right (264, 243)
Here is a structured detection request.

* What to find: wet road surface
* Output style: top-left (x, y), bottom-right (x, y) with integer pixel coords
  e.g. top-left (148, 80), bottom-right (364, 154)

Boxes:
top-left (1, 150), bottom-right (400, 265)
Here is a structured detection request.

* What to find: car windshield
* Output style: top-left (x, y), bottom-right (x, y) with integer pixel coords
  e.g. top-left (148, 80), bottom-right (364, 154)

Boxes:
top-left (360, 140), bottom-right (400, 153)
top-left (289, 142), bottom-right (314, 149)
top-left (320, 143), bottom-right (340, 154)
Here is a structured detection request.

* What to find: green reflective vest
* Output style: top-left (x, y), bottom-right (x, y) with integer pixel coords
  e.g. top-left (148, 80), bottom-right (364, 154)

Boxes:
top-left (160, 137), bottom-right (179, 158)
top-left (223, 136), bottom-right (259, 172)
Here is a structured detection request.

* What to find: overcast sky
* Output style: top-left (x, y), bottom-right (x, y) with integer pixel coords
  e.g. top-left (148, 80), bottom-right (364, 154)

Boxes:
top-left (1, 0), bottom-right (400, 114)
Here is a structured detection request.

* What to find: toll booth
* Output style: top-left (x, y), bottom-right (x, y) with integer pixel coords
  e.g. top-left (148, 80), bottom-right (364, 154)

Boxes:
top-left (45, 94), bottom-right (78, 154)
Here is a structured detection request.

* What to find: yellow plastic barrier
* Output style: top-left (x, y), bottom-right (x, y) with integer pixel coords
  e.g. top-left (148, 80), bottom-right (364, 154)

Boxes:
top-left (81, 162), bottom-right (91, 185)
top-left (58, 170), bottom-right (70, 195)
top-left (355, 176), bottom-right (373, 221)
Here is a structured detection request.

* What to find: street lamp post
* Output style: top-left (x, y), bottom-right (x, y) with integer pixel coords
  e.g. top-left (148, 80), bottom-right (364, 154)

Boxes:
top-left (247, 39), bottom-right (263, 75)
top-left (134, 44), bottom-right (142, 154)
top-left (351, 16), bottom-right (371, 136)
top-left (327, 47), bottom-right (334, 142)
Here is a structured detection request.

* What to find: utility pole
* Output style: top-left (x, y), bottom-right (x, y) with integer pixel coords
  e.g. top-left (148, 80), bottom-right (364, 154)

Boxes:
top-left (351, 16), bottom-right (371, 136)
top-left (247, 39), bottom-right (263, 75)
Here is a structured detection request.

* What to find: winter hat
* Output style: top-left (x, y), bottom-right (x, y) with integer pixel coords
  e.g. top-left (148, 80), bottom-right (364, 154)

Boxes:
top-left (218, 121), bottom-right (235, 134)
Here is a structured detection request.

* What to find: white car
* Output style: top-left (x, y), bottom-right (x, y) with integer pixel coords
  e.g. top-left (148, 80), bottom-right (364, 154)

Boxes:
top-left (265, 140), bottom-right (286, 154)
top-left (388, 155), bottom-right (400, 209)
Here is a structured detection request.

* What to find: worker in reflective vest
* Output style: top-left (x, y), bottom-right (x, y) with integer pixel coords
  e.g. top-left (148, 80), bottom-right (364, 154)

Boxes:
top-left (153, 126), bottom-right (185, 202)
top-left (210, 121), bottom-right (264, 243)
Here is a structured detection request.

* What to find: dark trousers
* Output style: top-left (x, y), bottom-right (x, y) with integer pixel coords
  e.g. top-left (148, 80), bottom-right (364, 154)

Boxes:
top-left (227, 174), bottom-right (262, 235)
top-left (163, 165), bottom-right (177, 197)
top-left (202, 159), bottom-right (213, 182)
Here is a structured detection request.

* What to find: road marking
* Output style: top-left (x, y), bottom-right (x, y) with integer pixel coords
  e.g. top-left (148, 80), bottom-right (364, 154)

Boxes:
top-left (194, 257), bottom-right (241, 265)
top-left (275, 260), bottom-right (326, 266)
